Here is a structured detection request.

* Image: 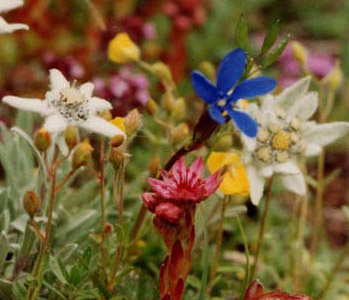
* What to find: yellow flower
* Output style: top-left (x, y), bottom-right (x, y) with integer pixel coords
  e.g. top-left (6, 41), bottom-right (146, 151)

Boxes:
top-left (108, 33), bottom-right (140, 64)
top-left (207, 152), bottom-right (249, 196)
top-left (110, 117), bottom-right (125, 133)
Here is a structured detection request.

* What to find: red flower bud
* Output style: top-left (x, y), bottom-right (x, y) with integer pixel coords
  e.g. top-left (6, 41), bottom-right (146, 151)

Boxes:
top-left (155, 202), bottom-right (184, 225)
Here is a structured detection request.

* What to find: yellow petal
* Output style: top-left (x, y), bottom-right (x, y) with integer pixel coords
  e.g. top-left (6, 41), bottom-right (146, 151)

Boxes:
top-left (207, 152), bottom-right (249, 196)
top-left (110, 117), bottom-right (125, 133)
top-left (108, 33), bottom-right (140, 64)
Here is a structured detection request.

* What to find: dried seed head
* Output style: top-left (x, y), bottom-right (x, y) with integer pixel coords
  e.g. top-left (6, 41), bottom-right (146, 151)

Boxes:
top-left (172, 98), bottom-right (186, 121)
top-left (171, 123), bottom-right (189, 144)
top-left (109, 148), bottom-right (124, 171)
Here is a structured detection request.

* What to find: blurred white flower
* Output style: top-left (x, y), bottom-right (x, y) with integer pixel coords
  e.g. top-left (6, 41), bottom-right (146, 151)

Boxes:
top-left (3, 69), bottom-right (125, 139)
top-left (0, 0), bottom-right (29, 33)
top-left (243, 76), bottom-right (349, 205)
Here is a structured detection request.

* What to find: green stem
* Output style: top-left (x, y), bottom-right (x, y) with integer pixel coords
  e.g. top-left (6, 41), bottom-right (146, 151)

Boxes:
top-left (237, 215), bottom-right (251, 300)
top-left (251, 176), bottom-right (274, 279)
top-left (310, 150), bottom-right (325, 256)
top-left (99, 139), bottom-right (106, 266)
top-left (293, 195), bottom-right (308, 293)
top-left (209, 196), bottom-right (228, 284)
top-left (28, 167), bottom-right (57, 300)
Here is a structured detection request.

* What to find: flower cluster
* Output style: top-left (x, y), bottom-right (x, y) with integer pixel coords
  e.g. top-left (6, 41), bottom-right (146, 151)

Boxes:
top-left (142, 156), bottom-right (220, 226)
top-left (242, 76), bottom-right (349, 204)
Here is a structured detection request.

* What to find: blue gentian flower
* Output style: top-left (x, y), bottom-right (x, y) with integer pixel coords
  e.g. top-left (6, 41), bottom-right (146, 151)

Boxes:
top-left (191, 48), bottom-right (277, 137)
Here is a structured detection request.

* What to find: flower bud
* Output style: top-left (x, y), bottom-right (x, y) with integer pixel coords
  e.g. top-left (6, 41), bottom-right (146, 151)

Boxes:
top-left (72, 139), bottom-right (93, 169)
top-left (171, 123), bottom-right (189, 144)
top-left (324, 61), bottom-right (343, 92)
top-left (291, 41), bottom-right (307, 66)
top-left (65, 125), bottom-right (79, 151)
top-left (109, 148), bottom-right (124, 171)
top-left (103, 223), bottom-right (114, 236)
top-left (108, 33), bottom-right (140, 64)
top-left (124, 109), bottom-right (142, 137)
top-left (34, 128), bottom-right (51, 152)
top-left (172, 98), bottom-right (186, 121)
top-left (110, 134), bottom-right (125, 148)
top-left (151, 62), bottom-right (173, 84)
top-left (23, 191), bottom-right (40, 218)
top-left (161, 90), bottom-right (175, 113)
top-left (145, 98), bottom-right (158, 116)
top-left (198, 60), bottom-right (216, 82)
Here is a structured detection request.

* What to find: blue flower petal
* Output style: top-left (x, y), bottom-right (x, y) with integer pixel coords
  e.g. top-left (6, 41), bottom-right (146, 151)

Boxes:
top-left (229, 109), bottom-right (258, 137)
top-left (228, 76), bottom-right (277, 102)
top-left (191, 71), bottom-right (217, 104)
top-left (216, 48), bottom-right (246, 95)
top-left (208, 105), bottom-right (226, 124)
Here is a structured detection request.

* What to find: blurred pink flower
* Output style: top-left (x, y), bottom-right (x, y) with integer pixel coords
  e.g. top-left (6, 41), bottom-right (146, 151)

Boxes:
top-left (43, 52), bottom-right (85, 80)
top-left (93, 67), bottom-right (150, 116)
top-left (278, 44), bottom-right (335, 87)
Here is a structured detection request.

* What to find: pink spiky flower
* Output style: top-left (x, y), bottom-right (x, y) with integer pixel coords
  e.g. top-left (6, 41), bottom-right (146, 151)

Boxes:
top-left (142, 156), bottom-right (220, 225)
top-left (142, 156), bottom-right (220, 300)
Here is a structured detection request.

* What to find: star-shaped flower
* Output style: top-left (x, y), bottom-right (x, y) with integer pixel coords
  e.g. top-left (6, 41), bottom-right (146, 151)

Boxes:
top-left (191, 48), bottom-right (276, 137)
top-left (3, 69), bottom-right (125, 139)
top-left (242, 76), bottom-right (349, 205)
top-left (0, 0), bottom-right (28, 34)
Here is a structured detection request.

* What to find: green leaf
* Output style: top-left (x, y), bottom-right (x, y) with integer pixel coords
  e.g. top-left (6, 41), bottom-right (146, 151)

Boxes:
top-left (19, 220), bottom-right (37, 259)
top-left (42, 281), bottom-right (67, 300)
top-left (260, 20), bottom-right (280, 56)
top-left (11, 127), bottom-right (48, 190)
top-left (260, 35), bottom-right (289, 69)
top-left (0, 232), bottom-right (10, 272)
top-left (12, 281), bottom-right (27, 300)
top-left (49, 255), bottom-right (69, 285)
top-left (235, 14), bottom-right (249, 51)
top-left (324, 168), bottom-right (341, 186)
top-left (69, 264), bottom-right (87, 286)
top-left (0, 279), bottom-right (12, 299)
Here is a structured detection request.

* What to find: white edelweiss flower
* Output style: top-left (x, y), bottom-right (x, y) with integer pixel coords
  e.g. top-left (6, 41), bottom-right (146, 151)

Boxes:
top-left (0, 0), bottom-right (29, 33)
top-left (3, 69), bottom-right (125, 139)
top-left (242, 76), bottom-right (349, 205)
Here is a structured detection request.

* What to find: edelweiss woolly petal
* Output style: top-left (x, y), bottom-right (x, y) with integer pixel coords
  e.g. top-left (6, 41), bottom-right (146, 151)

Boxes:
top-left (49, 69), bottom-right (69, 91)
top-left (0, 17), bottom-right (28, 34)
top-left (0, 0), bottom-right (24, 13)
top-left (79, 116), bottom-right (126, 138)
top-left (43, 114), bottom-right (68, 134)
top-left (3, 96), bottom-right (49, 115)
top-left (246, 165), bottom-right (265, 205)
top-left (275, 76), bottom-right (311, 109)
top-left (89, 97), bottom-right (113, 112)
top-left (304, 122), bottom-right (349, 147)
top-left (281, 173), bottom-right (306, 196)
